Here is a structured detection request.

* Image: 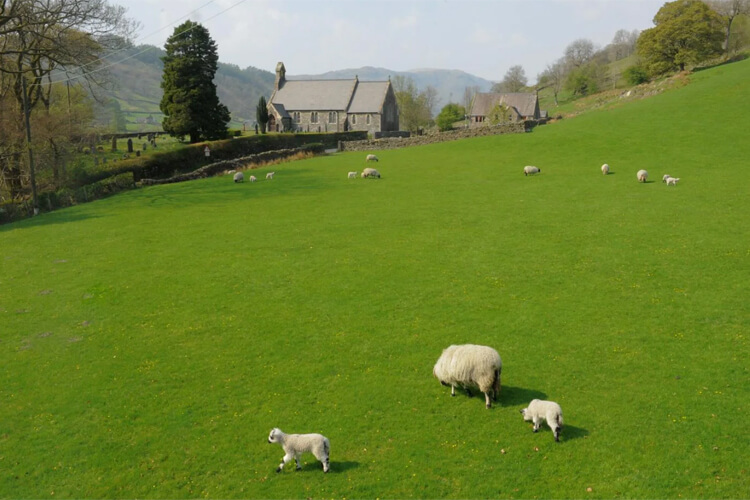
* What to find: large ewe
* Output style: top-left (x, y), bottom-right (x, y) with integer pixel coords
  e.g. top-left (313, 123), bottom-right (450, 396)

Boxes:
top-left (524, 166), bottom-right (540, 176)
top-left (361, 167), bottom-right (381, 178)
top-left (637, 169), bottom-right (648, 182)
top-left (601, 163), bottom-right (609, 175)
top-left (520, 399), bottom-right (564, 442)
top-left (267, 428), bottom-right (330, 473)
top-left (366, 154), bottom-right (379, 162)
top-left (233, 172), bottom-right (244, 183)
top-left (433, 344), bottom-right (502, 409)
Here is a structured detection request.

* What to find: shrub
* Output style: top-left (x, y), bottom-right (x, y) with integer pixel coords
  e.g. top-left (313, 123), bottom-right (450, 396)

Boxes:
top-left (624, 65), bottom-right (650, 85)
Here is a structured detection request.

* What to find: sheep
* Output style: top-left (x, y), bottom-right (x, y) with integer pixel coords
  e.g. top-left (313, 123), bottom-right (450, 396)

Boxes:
top-left (233, 172), bottom-right (244, 183)
top-left (361, 167), bottom-right (381, 179)
top-left (520, 399), bottom-right (564, 442)
top-left (662, 174), bottom-right (671, 183)
top-left (366, 154), bottom-right (379, 162)
top-left (601, 163), bottom-right (609, 175)
top-left (348, 171), bottom-right (358, 179)
top-left (266, 172), bottom-right (275, 180)
top-left (249, 175), bottom-right (257, 183)
top-left (433, 344), bottom-right (502, 409)
top-left (637, 169), bottom-right (648, 182)
top-left (666, 176), bottom-right (680, 186)
top-left (524, 166), bottom-right (540, 176)
top-left (267, 428), bottom-right (330, 473)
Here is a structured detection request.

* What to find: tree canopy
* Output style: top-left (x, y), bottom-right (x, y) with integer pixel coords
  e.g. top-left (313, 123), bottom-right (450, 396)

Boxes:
top-left (160, 20), bottom-right (230, 143)
top-left (491, 65), bottom-right (528, 93)
top-left (637, 0), bottom-right (724, 75)
top-left (435, 103), bottom-right (466, 131)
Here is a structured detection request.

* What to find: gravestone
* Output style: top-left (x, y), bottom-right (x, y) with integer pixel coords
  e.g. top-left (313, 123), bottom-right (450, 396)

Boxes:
top-left (136, 150), bottom-right (141, 157)
top-left (127, 138), bottom-right (133, 153)
top-left (111, 136), bottom-right (117, 152)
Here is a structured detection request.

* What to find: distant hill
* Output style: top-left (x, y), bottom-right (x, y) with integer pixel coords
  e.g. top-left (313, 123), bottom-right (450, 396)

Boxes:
top-left (291, 66), bottom-right (494, 111)
top-left (97, 48), bottom-right (493, 131)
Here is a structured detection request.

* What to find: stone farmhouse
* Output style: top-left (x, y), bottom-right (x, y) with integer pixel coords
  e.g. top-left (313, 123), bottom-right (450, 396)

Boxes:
top-left (267, 62), bottom-right (399, 135)
top-left (468, 92), bottom-right (542, 126)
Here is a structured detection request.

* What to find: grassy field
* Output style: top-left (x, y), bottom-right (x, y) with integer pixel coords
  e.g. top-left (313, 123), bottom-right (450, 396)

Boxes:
top-left (1, 58), bottom-right (748, 499)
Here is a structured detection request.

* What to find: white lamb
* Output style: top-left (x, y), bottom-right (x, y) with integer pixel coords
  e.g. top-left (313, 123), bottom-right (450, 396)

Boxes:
top-left (267, 428), bottom-right (330, 473)
top-left (520, 399), bottom-right (564, 442)
top-left (361, 167), bottom-right (381, 178)
top-left (348, 171), bottom-right (358, 179)
top-left (433, 344), bottom-right (502, 409)
top-left (666, 176), bottom-right (680, 186)
top-left (366, 154), bottom-right (379, 162)
top-left (601, 163), bottom-right (609, 175)
top-left (249, 175), bottom-right (257, 183)
top-left (637, 169), bottom-right (648, 182)
top-left (662, 174), bottom-right (671, 183)
top-left (233, 172), bottom-right (244, 183)
top-left (266, 172), bottom-right (275, 180)
top-left (524, 166), bottom-right (540, 176)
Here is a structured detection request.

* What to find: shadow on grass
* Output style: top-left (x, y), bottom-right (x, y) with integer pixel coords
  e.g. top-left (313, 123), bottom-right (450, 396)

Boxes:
top-left (561, 424), bottom-right (589, 442)
top-left (501, 385), bottom-right (548, 406)
top-left (0, 212), bottom-right (100, 232)
top-left (694, 53), bottom-right (749, 72)
top-left (296, 461), bottom-right (360, 473)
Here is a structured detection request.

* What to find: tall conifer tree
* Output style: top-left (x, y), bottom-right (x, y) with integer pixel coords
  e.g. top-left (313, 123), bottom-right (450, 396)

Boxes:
top-left (160, 20), bottom-right (230, 143)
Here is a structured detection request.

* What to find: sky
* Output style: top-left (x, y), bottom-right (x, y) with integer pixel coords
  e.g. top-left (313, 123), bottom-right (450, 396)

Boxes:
top-left (121, 0), bottom-right (666, 83)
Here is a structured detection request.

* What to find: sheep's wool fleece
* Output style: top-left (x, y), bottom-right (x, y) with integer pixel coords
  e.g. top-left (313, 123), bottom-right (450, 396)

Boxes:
top-left (433, 344), bottom-right (502, 392)
top-left (524, 399), bottom-right (563, 424)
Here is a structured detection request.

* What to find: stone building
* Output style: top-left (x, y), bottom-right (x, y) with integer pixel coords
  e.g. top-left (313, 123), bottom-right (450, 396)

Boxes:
top-left (267, 62), bottom-right (399, 135)
top-left (468, 92), bottom-right (541, 126)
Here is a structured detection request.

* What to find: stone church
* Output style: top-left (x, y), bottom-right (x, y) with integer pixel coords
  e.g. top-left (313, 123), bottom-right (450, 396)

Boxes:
top-left (267, 62), bottom-right (399, 135)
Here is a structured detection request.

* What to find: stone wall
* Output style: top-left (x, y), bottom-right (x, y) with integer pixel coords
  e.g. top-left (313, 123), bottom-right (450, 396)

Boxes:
top-left (339, 121), bottom-right (533, 152)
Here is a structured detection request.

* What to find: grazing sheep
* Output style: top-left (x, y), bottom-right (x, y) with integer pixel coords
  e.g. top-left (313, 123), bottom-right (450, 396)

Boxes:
top-left (348, 171), bottom-right (358, 179)
top-left (666, 176), bottom-right (680, 186)
top-left (520, 399), bottom-right (564, 442)
top-left (366, 154), bottom-right (379, 162)
top-left (601, 163), bottom-right (609, 175)
top-left (433, 344), bottom-right (502, 409)
top-left (361, 167), bottom-right (381, 179)
top-left (524, 166), bottom-right (540, 176)
top-left (637, 169), bottom-right (648, 182)
top-left (249, 175), bottom-right (257, 183)
top-left (233, 172), bottom-right (244, 183)
top-left (266, 172), bottom-right (275, 180)
top-left (662, 174), bottom-right (671, 183)
top-left (267, 428), bottom-right (330, 473)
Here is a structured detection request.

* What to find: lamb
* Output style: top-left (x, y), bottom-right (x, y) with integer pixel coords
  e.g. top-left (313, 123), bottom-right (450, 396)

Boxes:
top-left (233, 172), bottom-right (244, 183)
top-left (520, 399), bottom-right (564, 442)
top-left (601, 163), bottom-right (609, 175)
top-left (666, 176), bottom-right (680, 186)
top-left (637, 169), bottom-right (648, 182)
top-left (266, 172), bottom-right (275, 180)
top-left (267, 428), bottom-right (330, 473)
top-left (524, 166), bottom-right (540, 176)
top-left (361, 167), bottom-right (381, 178)
top-left (249, 175), bottom-right (257, 183)
top-left (366, 154), bottom-right (379, 162)
top-left (348, 171), bottom-right (358, 179)
top-left (662, 174), bottom-right (671, 183)
top-left (433, 344), bottom-right (502, 409)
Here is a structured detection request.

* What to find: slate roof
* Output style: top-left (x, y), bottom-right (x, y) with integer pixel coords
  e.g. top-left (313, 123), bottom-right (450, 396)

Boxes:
top-left (270, 79), bottom-right (390, 113)
top-left (470, 92), bottom-right (539, 119)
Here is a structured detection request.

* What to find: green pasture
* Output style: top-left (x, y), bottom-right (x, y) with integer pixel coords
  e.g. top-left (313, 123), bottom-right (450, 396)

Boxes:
top-left (1, 59), bottom-right (748, 499)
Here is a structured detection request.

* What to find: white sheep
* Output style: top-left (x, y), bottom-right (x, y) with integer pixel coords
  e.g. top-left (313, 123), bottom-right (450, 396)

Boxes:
top-left (601, 163), bottom-right (609, 175)
top-left (266, 172), bottom-right (275, 180)
top-left (524, 166), bottom-right (540, 176)
top-left (361, 167), bottom-right (381, 179)
top-left (662, 174), bottom-right (671, 183)
top-left (249, 175), bottom-right (257, 183)
top-left (348, 171), bottom-right (358, 179)
top-left (233, 172), bottom-right (244, 183)
top-left (267, 428), bottom-right (330, 473)
top-left (366, 154), bottom-right (379, 162)
top-left (666, 176), bottom-right (680, 186)
top-left (520, 399), bottom-right (564, 442)
top-left (637, 169), bottom-right (648, 182)
top-left (433, 344), bottom-right (502, 409)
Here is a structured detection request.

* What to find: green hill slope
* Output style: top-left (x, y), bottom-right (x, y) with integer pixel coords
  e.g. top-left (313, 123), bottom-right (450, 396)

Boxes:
top-left (2, 59), bottom-right (748, 498)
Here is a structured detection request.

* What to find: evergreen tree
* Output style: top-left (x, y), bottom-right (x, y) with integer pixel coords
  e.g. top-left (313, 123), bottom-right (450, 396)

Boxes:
top-left (160, 20), bottom-right (230, 143)
top-left (256, 96), bottom-right (269, 133)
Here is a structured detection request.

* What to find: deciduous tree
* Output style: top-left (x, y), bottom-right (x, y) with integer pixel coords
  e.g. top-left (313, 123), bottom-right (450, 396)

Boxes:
top-left (436, 103), bottom-right (465, 131)
top-left (708, 0), bottom-right (750, 57)
top-left (491, 65), bottom-right (528, 93)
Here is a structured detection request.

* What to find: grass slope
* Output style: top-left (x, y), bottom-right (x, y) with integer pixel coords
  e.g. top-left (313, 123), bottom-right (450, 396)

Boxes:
top-left (1, 60), bottom-right (748, 499)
